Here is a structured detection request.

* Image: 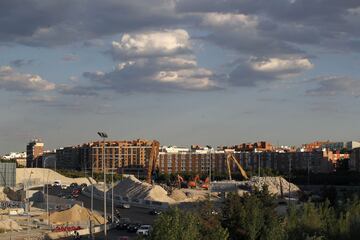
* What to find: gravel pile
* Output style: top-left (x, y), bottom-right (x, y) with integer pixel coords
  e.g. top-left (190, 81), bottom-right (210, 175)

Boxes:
top-left (112, 176), bottom-right (175, 203)
top-left (40, 204), bottom-right (105, 225)
top-left (0, 219), bottom-right (22, 231)
top-left (247, 176), bottom-right (300, 198)
top-left (169, 189), bottom-right (188, 201)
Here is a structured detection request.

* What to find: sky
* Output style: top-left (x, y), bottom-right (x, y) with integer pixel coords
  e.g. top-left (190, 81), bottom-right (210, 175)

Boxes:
top-left (1, 0), bottom-right (360, 154)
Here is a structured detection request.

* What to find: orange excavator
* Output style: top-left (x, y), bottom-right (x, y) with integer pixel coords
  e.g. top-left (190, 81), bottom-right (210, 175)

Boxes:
top-left (178, 174), bottom-right (209, 189)
top-left (177, 174), bottom-right (185, 187)
top-left (188, 174), bottom-right (200, 188)
top-left (146, 140), bottom-right (160, 184)
top-left (225, 152), bottom-right (249, 181)
top-left (201, 177), bottom-right (210, 190)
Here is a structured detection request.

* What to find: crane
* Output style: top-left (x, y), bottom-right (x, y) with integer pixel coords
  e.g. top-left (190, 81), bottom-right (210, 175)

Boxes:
top-left (146, 140), bottom-right (160, 184)
top-left (225, 152), bottom-right (249, 181)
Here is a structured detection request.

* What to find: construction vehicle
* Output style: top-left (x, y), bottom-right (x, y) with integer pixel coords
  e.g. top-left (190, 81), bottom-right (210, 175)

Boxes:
top-left (188, 175), bottom-right (200, 188)
top-left (177, 175), bottom-right (188, 188)
top-left (200, 177), bottom-right (210, 190)
top-left (146, 140), bottom-right (160, 184)
top-left (177, 174), bottom-right (209, 189)
top-left (225, 152), bottom-right (249, 181)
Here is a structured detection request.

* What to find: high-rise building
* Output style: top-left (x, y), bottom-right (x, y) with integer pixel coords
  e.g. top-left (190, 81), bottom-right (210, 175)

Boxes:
top-left (26, 139), bottom-right (44, 167)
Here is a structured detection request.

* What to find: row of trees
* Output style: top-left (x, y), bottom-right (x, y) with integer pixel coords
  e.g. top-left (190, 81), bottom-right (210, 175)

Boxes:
top-left (148, 188), bottom-right (360, 240)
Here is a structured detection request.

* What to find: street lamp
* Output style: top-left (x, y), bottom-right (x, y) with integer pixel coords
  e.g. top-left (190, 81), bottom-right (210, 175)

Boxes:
top-left (97, 132), bottom-right (108, 238)
top-left (206, 145), bottom-right (212, 201)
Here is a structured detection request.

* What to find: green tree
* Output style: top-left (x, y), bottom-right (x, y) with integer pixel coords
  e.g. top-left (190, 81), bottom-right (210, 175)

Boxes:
top-left (149, 207), bottom-right (200, 240)
top-left (222, 187), bottom-right (285, 240)
top-left (197, 201), bottom-right (229, 240)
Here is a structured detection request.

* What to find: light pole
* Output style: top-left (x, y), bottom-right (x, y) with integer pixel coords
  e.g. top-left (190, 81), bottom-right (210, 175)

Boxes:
top-left (288, 155), bottom-right (292, 205)
top-left (207, 146), bottom-right (212, 201)
top-left (307, 152), bottom-right (311, 185)
top-left (258, 152), bottom-right (261, 177)
top-left (90, 152), bottom-right (94, 240)
top-left (98, 132), bottom-right (108, 238)
top-left (111, 171), bottom-right (114, 223)
top-left (26, 171), bottom-right (33, 239)
top-left (209, 150), bottom-right (211, 201)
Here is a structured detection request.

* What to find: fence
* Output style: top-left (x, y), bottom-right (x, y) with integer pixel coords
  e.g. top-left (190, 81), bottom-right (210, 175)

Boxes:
top-left (0, 162), bottom-right (16, 187)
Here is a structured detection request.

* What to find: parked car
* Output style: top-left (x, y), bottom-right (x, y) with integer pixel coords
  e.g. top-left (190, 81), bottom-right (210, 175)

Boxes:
top-left (116, 218), bottom-right (131, 230)
top-left (53, 180), bottom-right (61, 187)
top-left (118, 203), bottom-right (131, 209)
top-left (127, 223), bottom-right (142, 233)
top-left (136, 225), bottom-right (152, 236)
top-left (149, 209), bottom-right (162, 215)
top-left (115, 208), bottom-right (122, 218)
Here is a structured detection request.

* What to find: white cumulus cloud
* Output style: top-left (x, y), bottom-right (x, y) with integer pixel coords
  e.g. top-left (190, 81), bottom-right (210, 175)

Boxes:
top-left (83, 29), bottom-right (219, 92)
top-left (0, 66), bottom-right (55, 92)
top-left (112, 29), bottom-right (191, 59)
top-left (202, 12), bottom-right (258, 29)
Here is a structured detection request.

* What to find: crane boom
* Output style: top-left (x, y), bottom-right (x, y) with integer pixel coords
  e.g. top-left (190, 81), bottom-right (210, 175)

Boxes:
top-left (225, 152), bottom-right (249, 180)
top-left (146, 140), bottom-right (160, 184)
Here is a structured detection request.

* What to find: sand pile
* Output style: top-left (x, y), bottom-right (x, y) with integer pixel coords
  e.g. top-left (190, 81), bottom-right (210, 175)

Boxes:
top-left (40, 204), bottom-right (105, 225)
top-left (112, 175), bottom-right (175, 203)
top-left (247, 177), bottom-right (300, 198)
top-left (169, 189), bottom-right (188, 201)
top-left (0, 219), bottom-right (22, 231)
top-left (17, 168), bottom-right (95, 186)
top-left (182, 189), bottom-right (208, 202)
top-left (0, 187), bottom-right (9, 201)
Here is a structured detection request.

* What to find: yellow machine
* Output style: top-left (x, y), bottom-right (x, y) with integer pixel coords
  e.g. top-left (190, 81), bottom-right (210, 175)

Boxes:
top-left (225, 152), bottom-right (249, 180)
top-left (146, 140), bottom-right (160, 184)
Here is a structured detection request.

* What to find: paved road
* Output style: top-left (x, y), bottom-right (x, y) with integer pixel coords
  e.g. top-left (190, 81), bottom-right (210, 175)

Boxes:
top-left (37, 185), bottom-right (156, 239)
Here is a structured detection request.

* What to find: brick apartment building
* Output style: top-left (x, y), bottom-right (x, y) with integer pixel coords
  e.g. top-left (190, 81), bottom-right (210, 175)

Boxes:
top-left (26, 139), bottom-right (44, 167)
top-left (52, 140), bottom-right (345, 176)
top-left (158, 147), bottom-right (336, 176)
top-left (56, 139), bottom-right (153, 173)
top-left (225, 141), bottom-right (273, 152)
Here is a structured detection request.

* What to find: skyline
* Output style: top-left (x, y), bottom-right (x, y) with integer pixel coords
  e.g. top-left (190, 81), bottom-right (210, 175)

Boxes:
top-left (1, 0), bottom-right (360, 153)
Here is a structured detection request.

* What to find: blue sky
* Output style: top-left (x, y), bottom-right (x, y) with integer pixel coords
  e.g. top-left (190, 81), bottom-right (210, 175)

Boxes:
top-left (1, 0), bottom-right (360, 154)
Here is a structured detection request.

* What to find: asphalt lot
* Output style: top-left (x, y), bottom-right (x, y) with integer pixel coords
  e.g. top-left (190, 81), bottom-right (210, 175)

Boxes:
top-left (36, 185), bottom-right (157, 239)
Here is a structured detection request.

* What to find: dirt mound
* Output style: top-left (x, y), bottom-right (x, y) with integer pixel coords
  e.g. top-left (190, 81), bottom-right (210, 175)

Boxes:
top-left (247, 177), bottom-right (300, 198)
top-left (0, 219), bottom-right (22, 231)
top-left (169, 189), bottom-right (188, 201)
top-left (17, 168), bottom-right (95, 186)
top-left (0, 187), bottom-right (9, 201)
top-left (111, 175), bottom-right (175, 203)
top-left (40, 204), bottom-right (105, 225)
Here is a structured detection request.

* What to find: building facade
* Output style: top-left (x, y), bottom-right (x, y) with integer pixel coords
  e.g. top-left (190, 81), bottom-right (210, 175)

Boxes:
top-left (55, 139), bottom-right (154, 173)
top-left (158, 147), bottom-right (336, 176)
top-left (349, 148), bottom-right (360, 172)
top-left (346, 141), bottom-right (360, 150)
top-left (26, 139), bottom-right (44, 167)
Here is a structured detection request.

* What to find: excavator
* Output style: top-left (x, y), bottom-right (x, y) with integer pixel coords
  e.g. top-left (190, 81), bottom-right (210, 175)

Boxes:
top-left (225, 152), bottom-right (249, 181)
top-left (188, 174), bottom-right (200, 188)
top-left (201, 177), bottom-right (210, 190)
top-left (178, 174), bottom-right (209, 189)
top-left (146, 140), bottom-right (160, 184)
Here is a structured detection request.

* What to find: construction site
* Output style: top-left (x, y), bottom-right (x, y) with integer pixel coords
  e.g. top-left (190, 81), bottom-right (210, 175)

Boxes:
top-left (0, 140), bottom-right (302, 239)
